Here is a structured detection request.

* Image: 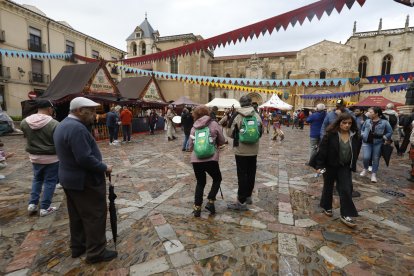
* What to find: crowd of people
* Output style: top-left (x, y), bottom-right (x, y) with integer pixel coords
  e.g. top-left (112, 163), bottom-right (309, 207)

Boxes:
top-left (2, 92), bottom-right (412, 264)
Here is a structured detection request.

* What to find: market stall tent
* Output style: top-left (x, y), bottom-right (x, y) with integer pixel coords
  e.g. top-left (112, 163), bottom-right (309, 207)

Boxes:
top-left (205, 98), bottom-right (240, 110)
top-left (259, 94), bottom-right (292, 110)
top-left (352, 96), bottom-right (403, 109)
top-left (172, 96), bottom-right (200, 107)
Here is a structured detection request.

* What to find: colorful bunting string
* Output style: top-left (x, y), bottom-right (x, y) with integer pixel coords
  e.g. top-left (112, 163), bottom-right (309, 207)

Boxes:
top-left (366, 72), bottom-right (414, 84)
top-left (113, 62), bottom-right (349, 88)
top-left (300, 84), bottom-right (408, 100)
top-left (0, 48), bottom-right (71, 60)
top-left (121, 0), bottom-right (366, 65)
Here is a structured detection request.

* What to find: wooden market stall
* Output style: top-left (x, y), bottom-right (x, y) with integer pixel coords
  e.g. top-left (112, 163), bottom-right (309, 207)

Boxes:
top-left (117, 76), bottom-right (168, 133)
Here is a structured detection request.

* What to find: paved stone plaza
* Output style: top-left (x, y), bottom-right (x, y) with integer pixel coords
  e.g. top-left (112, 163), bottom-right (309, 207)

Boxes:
top-left (1, 126), bottom-right (413, 275)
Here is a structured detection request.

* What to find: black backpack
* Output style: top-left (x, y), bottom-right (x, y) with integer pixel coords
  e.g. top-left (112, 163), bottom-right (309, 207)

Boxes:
top-left (386, 114), bottom-right (398, 130)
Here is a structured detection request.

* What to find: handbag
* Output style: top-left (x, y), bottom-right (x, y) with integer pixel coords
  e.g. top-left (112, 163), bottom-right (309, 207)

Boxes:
top-left (308, 145), bottom-right (319, 169)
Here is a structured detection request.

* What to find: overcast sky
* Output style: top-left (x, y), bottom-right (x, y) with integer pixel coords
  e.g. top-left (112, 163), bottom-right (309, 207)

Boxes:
top-left (14, 0), bottom-right (414, 57)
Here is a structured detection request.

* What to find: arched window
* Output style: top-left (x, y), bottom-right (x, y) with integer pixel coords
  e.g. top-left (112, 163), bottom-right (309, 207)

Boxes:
top-left (132, 43), bottom-right (137, 56)
top-left (271, 72), bottom-right (276, 79)
top-left (170, 57), bottom-right (178, 74)
top-left (222, 92), bottom-right (227, 98)
top-left (141, 42), bottom-right (146, 55)
top-left (319, 70), bottom-right (326, 79)
top-left (358, 56), bottom-right (368, 78)
top-left (225, 73), bottom-right (231, 78)
top-left (330, 70), bottom-right (338, 78)
top-left (286, 71), bottom-right (292, 79)
top-left (381, 54), bottom-right (392, 75)
top-left (239, 74), bottom-right (244, 78)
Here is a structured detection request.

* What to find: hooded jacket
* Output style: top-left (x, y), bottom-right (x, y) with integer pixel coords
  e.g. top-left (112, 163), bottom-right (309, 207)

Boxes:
top-left (189, 115), bottom-right (225, 163)
top-left (20, 114), bottom-right (59, 163)
top-left (226, 106), bottom-right (262, 156)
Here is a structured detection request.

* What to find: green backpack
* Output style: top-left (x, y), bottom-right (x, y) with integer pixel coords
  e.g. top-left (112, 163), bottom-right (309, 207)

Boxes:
top-left (194, 126), bottom-right (216, 158)
top-left (239, 115), bottom-right (260, 144)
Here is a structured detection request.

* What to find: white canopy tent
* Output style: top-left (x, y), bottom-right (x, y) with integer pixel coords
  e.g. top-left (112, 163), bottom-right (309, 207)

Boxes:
top-left (205, 98), bottom-right (241, 110)
top-left (259, 94), bottom-right (292, 110)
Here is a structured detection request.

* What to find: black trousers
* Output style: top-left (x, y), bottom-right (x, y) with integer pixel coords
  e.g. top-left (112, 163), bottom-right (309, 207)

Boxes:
top-left (235, 155), bottom-right (257, 204)
top-left (64, 175), bottom-right (107, 260)
top-left (320, 166), bottom-right (358, 217)
top-left (400, 127), bottom-right (412, 154)
top-left (108, 126), bottom-right (115, 143)
top-left (192, 161), bottom-right (222, 206)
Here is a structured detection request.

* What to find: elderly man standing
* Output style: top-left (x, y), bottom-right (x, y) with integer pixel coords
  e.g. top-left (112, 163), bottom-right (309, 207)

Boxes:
top-left (54, 97), bottom-right (116, 264)
top-left (306, 103), bottom-right (326, 161)
top-left (20, 99), bottom-right (59, 216)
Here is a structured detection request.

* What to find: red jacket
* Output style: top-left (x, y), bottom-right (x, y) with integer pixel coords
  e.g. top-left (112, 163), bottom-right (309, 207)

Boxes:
top-left (120, 109), bottom-right (133, 125)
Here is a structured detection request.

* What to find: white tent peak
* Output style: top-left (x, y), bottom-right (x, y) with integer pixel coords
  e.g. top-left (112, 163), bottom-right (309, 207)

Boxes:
top-left (205, 98), bottom-right (240, 110)
top-left (259, 94), bottom-right (292, 110)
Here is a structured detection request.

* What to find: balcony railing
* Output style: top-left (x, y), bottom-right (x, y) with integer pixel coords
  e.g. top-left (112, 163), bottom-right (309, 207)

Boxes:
top-left (0, 66), bottom-right (10, 79)
top-left (28, 39), bottom-right (46, 52)
top-left (29, 71), bottom-right (50, 84)
top-left (0, 30), bottom-right (5, 42)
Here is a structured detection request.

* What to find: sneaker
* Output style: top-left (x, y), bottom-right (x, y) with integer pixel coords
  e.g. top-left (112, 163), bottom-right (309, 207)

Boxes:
top-left (113, 140), bottom-right (120, 144)
top-left (28, 204), bottom-right (38, 214)
top-left (205, 201), bottom-right (216, 215)
top-left (109, 142), bottom-right (114, 146)
top-left (360, 169), bottom-right (368, 177)
top-left (193, 205), bottom-right (201, 217)
top-left (40, 207), bottom-right (57, 217)
top-left (340, 216), bottom-right (356, 228)
top-left (322, 209), bottom-right (333, 217)
top-left (368, 166), bottom-right (372, 172)
top-left (227, 201), bottom-right (248, 211)
top-left (245, 197), bottom-right (253, 205)
top-left (371, 173), bottom-right (377, 183)
top-left (56, 183), bottom-right (63, 189)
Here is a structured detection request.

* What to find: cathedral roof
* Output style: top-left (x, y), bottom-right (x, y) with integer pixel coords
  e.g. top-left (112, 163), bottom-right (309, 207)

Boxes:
top-left (126, 18), bottom-right (158, 41)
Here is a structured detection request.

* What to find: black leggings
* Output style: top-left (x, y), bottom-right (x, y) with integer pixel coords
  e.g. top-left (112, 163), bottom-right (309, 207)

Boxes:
top-left (192, 161), bottom-right (222, 206)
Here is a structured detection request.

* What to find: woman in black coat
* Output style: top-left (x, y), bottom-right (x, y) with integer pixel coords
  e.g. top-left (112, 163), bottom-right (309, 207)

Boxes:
top-left (315, 112), bottom-right (359, 228)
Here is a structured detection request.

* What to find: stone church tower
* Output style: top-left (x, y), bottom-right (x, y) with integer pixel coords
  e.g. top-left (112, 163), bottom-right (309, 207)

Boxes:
top-left (126, 14), bottom-right (159, 58)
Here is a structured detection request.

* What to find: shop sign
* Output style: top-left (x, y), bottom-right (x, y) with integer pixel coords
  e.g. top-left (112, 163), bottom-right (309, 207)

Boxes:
top-left (142, 82), bottom-right (163, 102)
top-left (90, 69), bottom-right (114, 93)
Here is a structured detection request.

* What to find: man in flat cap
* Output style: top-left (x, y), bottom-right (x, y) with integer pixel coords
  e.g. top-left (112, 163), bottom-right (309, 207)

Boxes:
top-left (20, 99), bottom-right (59, 217)
top-left (54, 97), bottom-right (116, 264)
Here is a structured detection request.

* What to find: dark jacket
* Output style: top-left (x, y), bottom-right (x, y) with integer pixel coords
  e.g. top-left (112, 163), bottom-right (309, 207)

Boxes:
top-left (181, 112), bottom-right (194, 136)
top-left (320, 108), bottom-right (354, 139)
top-left (106, 111), bottom-right (118, 128)
top-left (315, 131), bottom-right (359, 172)
top-left (54, 117), bottom-right (107, 191)
top-left (306, 110), bottom-right (326, 138)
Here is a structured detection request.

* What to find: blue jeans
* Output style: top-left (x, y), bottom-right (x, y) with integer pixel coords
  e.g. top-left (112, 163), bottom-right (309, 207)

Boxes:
top-left (362, 142), bottom-right (382, 173)
top-left (183, 134), bottom-right (190, 150)
top-left (29, 162), bottom-right (59, 209)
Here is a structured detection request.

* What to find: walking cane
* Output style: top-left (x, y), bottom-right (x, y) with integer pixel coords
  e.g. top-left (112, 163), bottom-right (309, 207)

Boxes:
top-left (219, 187), bottom-right (224, 199)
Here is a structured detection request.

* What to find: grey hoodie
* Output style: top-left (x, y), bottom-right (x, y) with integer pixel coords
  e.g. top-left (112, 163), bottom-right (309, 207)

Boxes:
top-left (227, 106), bottom-right (262, 156)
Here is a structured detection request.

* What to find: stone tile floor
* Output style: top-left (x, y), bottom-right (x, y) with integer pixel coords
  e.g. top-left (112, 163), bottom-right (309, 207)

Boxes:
top-left (0, 126), bottom-right (413, 275)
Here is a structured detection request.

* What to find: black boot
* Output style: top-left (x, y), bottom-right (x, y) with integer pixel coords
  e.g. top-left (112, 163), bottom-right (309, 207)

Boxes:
top-left (205, 200), bottom-right (216, 215)
top-left (193, 205), bottom-right (201, 217)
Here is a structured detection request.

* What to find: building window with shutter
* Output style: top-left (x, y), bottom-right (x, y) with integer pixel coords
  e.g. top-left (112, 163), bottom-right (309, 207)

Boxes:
top-left (271, 72), bottom-right (276, 79)
top-left (28, 27), bottom-right (42, 52)
top-left (319, 70), bottom-right (326, 79)
top-left (66, 40), bottom-right (74, 54)
top-left (92, 50), bottom-right (99, 59)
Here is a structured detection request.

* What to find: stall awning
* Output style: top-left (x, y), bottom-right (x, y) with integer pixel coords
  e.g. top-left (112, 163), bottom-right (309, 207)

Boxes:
top-left (352, 96), bottom-right (404, 108)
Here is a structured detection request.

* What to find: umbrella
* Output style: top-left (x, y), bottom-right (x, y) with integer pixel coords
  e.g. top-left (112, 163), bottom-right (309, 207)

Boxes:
top-left (107, 174), bottom-right (118, 249)
top-left (381, 143), bottom-right (394, 167)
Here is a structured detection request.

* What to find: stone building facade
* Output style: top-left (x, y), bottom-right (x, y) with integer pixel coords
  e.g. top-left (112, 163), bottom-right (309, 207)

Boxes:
top-left (0, 1), bottom-right (126, 116)
top-left (127, 16), bottom-right (413, 110)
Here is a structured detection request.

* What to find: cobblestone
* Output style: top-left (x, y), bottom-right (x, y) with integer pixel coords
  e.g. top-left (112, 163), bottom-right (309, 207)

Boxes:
top-left (0, 127), bottom-right (413, 274)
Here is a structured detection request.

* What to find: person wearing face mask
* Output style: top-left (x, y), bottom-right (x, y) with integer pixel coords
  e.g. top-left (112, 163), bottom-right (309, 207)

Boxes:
top-left (315, 113), bottom-right (359, 228)
top-left (54, 97), bottom-right (116, 264)
top-left (360, 107), bottom-right (393, 183)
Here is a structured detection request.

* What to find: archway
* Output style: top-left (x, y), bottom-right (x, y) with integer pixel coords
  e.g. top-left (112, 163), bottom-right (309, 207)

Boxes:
top-left (248, 92), bottom-right (263, 106)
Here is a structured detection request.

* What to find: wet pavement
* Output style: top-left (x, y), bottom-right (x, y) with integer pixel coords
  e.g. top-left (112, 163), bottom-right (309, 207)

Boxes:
top-left (1, 126), bottom-right (413, 275)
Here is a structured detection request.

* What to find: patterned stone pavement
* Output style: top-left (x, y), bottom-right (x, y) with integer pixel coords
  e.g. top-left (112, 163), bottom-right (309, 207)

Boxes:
top-left (1, 126), bottom-right (413, 275)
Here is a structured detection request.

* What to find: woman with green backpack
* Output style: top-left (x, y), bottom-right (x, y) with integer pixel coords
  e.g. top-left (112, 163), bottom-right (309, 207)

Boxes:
top-left (189, 105), bottom-right (226, 217)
